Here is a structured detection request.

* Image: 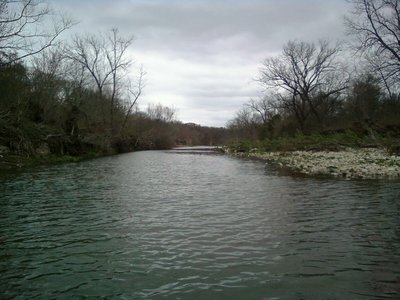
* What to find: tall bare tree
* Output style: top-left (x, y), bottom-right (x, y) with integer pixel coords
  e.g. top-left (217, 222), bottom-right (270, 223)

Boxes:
top-left (121, 66), bottom-right (145, 132)
top-left (67, 29), bottom-right (134, 131)
top-left (0, 0), bottom-right (73, 65)
top-left (105, 29), bottom-right (134, 127)
top-left (259, 40), bottom-right (347, 131)
top-left (346, 0), bottom-right (400, 95)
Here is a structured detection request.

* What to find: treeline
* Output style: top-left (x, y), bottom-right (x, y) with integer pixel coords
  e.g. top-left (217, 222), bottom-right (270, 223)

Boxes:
top-left (0, 56), bottom-right (228, 156)
top-left (228, 69), bottom-right (400, 141)
top-left (228, 0), bottom-right (400, 145)
top-left (0, 1), bottom-right (228, 160)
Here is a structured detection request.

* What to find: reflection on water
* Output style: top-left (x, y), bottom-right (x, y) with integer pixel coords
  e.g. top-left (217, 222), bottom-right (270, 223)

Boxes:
top-left (1, 150), bottom-right (399, 299)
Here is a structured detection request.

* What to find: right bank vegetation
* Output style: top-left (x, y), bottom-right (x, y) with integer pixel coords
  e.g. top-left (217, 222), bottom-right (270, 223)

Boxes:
top-left (225, 0), bottom-right (400, 179)
top-left (227, 0), bottom-right (400, 157)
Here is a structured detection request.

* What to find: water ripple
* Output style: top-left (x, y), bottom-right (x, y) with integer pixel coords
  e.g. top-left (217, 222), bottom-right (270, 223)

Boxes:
top-left (1, 150), bottom-right (400, 299)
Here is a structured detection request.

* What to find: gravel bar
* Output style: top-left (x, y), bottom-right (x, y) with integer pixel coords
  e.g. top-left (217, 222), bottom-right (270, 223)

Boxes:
top-left (229, 148), bottom-right (400, 180)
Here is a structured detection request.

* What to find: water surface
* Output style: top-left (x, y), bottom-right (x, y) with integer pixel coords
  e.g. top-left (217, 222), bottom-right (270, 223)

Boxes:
top-left (1, 150), bottom-right (399, 299)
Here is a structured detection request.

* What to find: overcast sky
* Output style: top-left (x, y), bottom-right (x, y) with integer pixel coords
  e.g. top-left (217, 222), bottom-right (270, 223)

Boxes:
top-left (54, 0), bottom-right (351, 127)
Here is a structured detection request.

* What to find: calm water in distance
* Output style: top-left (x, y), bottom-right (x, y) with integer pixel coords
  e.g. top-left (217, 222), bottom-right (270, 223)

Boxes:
top-left (1, 150), bottom-right (400, 299)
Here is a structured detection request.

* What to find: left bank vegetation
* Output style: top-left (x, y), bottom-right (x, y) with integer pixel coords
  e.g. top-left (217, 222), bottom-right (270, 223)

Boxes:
top-left (0, 0), bottom-right (229, 168)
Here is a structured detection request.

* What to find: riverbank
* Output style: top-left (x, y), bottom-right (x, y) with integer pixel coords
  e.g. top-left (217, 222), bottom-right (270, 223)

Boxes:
top-left (224, 147), bottom-right (400, 179)
top-left (0, 152), bottom-right (101, 171)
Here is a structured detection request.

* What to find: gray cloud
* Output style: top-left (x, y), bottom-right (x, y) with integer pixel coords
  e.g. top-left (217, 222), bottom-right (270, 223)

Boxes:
top-left (54, 0), bottom-right (350, 126)
top-left (63, 0), bottom-right (348, 53)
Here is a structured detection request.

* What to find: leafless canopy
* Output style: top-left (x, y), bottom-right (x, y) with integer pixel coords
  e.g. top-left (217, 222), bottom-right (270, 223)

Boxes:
top-left (147, 103), bottom-right (176, 123)
top-left (121, 66), bottom-right (146, 131)
top-left (0, 0), bottom-right (73, 65)
top-left (67, 29), bottom-right (136, 130)
top-left (259, 40), bottom-right (347, 130)
top-left (67, 29), bottom-right (134, 97)
top-left (245, 95), bottom-right (277, 124)
top-left (346, 0), bottom-right (400, 93)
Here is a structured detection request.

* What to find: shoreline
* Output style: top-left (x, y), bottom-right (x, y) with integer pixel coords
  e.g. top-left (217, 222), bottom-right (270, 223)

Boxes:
top-left (0, 152), bottom-right (103, 172)
top-left (224, 147), bottom-right (400, 180)
top-left (2, 146), bottom-right (400, 180)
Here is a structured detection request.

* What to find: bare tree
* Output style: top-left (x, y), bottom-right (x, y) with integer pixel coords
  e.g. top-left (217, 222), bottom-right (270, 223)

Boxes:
top-left (31, 45), bottom-right (66, 79)
top-left (259, 40), bottom-right (348, 131)
top-left (67, 29), bottom-right (134, 130)
top-left (121, 66), bottom-right (145, 132)
top-left (0, 0), bottom-right (73, 65)
top-left (29, 46), bottom-right (66, 123)
top-left (146, 103), bottom-right (176, 123)
top-left (346, 0), bottom-right (400, 94)
top-left (227, 106), bottom-right (261, 140)
top-left (105, 29), bottom-right (134, 127)
top-left (246, 95), bottom-right (277, 124)
top-left (68, 34), bottom-right (107, 97)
